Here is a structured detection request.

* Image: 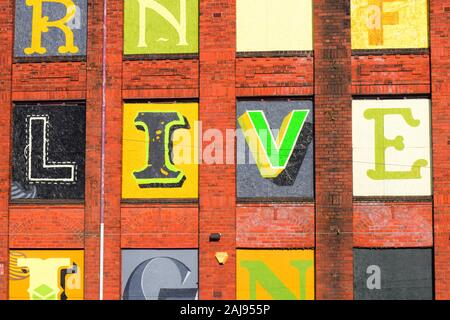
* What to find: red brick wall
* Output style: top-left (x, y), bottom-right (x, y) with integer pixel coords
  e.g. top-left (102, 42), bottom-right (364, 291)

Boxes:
top-left (314, 1), bottom-right (353, 300)
top-left (0, 0), bottom-right (448, 300)
top-left (9, 206), bottom-right (85, 248)
top-left (352, 54), bottom-right (430, 95)
top-left (236, 56), bottom-right (314, 96)
top-left (237, 204), bottom-right (314, 248)
top-left (199, 0), bottom-right (237, 300)
top-left (0, 0), bottom-right (13, 300)
top-left (430, 0), bottom-right (450, 300)
top-left (121, 205), bottom-right (198, 248)
top-left (11, 90), bottom-right (85, 102)
top-left (354, 202), bottom-right (433, 248)
top-left (84, 0), bottom-right (104, 300)
top-left (12, 62), bottom-right (87, 96)
top-left (122, 59), bottom-right (199, 99)
top-left (102, 0), bottom-right (123, 300)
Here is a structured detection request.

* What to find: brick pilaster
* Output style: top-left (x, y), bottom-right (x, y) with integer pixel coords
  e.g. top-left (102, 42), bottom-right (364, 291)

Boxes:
top-left (430, 0), bottom-right (450, 300)
top-left (199, 0), bottom-right (237, 300)
top-left (0, 0), bottom-right (13, 300)
top-left (102, 0), bottom-right (123, 300)
top-left (84, 0), bottom-right (104, 300)
top-left (314, 0), bottom-right (353, 300)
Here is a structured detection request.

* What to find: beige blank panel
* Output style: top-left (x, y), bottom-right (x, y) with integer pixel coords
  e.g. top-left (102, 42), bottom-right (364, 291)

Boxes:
top-left (352, 99), bottom-right (432, 196)
top-left (237, 0), bottom-right (313, 52)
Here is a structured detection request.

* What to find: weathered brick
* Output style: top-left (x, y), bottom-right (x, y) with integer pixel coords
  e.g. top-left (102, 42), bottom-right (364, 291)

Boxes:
top-left (199, 0), bottom-right (236, 300)
top-left (430, 0), bottom-right (450, 301)
top-left (314, 0), bottom-right (353, 300)
top-left (0, 0), bottom-right (13, 300)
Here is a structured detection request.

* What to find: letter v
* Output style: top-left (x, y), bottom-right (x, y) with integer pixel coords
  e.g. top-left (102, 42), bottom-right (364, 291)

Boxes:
top-left (238, 110), bottom-right (309, 178)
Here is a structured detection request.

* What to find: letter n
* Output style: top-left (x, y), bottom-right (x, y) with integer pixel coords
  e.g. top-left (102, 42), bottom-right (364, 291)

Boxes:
top-left (240, 260), bottom-right (312, 300)
top-left (137, 0), bottom-right (188, 48)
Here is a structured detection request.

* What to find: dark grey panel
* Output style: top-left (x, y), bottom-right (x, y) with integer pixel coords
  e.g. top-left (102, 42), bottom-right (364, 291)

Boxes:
top-left (14, 0), bottom-right (87, 58)
top-left (354, 249), bottom-right (433, 300)
top-left (236, 100), bottom-right (314, 200)
top-left (11, 104), bottom-right (86, 200)
top-left (122, 249), bottom-right (198, 300)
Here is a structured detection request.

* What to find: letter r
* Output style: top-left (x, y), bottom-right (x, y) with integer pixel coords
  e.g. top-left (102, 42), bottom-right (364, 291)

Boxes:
top-left (25, 0), bottom-right (79, 55)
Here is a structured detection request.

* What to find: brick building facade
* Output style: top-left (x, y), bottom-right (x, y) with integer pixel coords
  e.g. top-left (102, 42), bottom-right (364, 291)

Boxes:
top-left (0, 0), bottom-right (449, 300)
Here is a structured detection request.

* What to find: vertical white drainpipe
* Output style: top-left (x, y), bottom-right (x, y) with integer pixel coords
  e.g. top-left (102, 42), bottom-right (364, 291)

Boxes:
top-left (99, 0), bottom-right (107, 301)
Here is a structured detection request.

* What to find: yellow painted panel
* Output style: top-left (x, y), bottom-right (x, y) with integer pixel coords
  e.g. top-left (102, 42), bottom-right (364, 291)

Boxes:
top-left (122, 103), bottom-right (198, 199)
top-left (9, 250), bottom-right (84, 300)
top-left (351, 0), bottom-right (429, 49)
top-left (237, 0), bottom-right (313, 52)
top-left (237, 249), bottom-right (314, 300)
